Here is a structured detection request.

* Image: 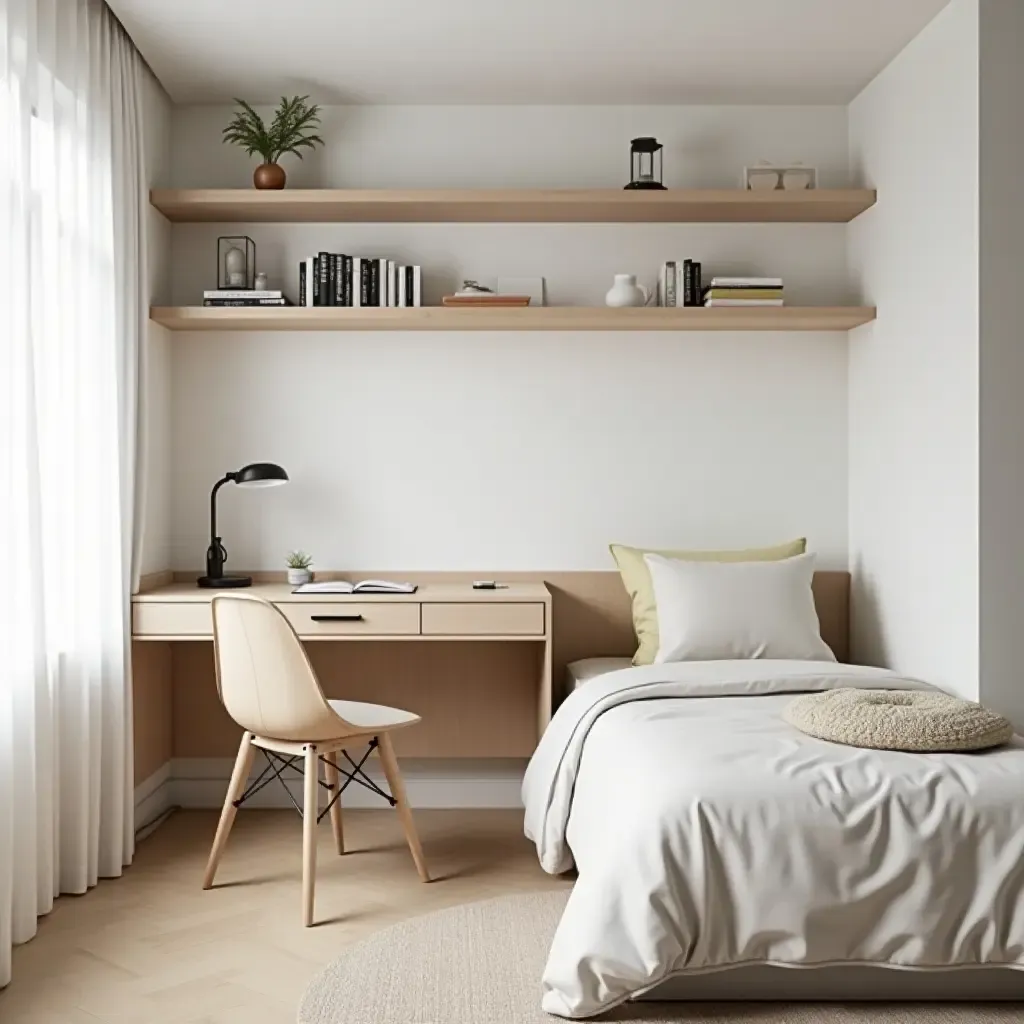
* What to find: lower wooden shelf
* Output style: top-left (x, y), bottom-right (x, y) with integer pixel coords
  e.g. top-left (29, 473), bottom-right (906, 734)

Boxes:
top-left (150, 305), bottom-right (876, 333)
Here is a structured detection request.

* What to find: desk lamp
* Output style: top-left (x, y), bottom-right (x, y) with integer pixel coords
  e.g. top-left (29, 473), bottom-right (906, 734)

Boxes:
top-left (197, 462), bottom-right (289, 588)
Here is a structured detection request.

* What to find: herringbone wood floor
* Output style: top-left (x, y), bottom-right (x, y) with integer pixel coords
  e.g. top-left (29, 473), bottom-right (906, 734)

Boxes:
top-left (0, 809), bottom-right (568, 1023)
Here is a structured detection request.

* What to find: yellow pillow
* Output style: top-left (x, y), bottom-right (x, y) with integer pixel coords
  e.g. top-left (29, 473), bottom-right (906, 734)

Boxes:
top-left (610, 538), bottom-right (807, 665)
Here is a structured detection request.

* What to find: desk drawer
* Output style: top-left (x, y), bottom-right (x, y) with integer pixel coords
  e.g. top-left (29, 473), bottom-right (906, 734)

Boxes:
top-left (133, 602), bottom-right (212, 637)
top-left (280, 602), bottom-right (420, 637)
top-left (421, 602), bottom-right (545, 636)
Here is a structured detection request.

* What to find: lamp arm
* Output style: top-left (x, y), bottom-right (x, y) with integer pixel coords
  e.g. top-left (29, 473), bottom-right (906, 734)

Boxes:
top-left (209, 473), bottom-right (235, 544)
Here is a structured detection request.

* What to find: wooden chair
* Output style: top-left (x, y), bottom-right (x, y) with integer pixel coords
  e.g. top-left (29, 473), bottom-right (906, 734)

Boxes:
top-left (202, 593), bottom-right (430, 926)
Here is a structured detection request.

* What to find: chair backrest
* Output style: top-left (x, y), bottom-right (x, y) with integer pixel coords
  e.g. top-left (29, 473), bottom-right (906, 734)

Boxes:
top-left (211, 594), bottom-right (358, 742)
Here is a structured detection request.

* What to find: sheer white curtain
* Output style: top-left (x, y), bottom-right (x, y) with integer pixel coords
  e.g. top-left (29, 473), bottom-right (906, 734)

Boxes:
top-left (0, 0), bottom-right (146, 987)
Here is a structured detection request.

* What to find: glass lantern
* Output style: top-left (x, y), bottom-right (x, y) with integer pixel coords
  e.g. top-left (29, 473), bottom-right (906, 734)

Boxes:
top-left (217, 235), bottom-right (256, 290)
top-left (624, 137), bottom-right (666, 191)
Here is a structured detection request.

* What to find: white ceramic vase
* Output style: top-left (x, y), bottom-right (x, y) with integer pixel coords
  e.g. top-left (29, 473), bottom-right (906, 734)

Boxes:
top-left (287, 568), bottom-right (313, 586)
top-left (605, 274), bottom-right (651, 307)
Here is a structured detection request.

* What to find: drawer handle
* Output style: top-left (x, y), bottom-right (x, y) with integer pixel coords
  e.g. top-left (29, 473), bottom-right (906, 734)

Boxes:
top-left (310, 614), bottom-right (365, 623)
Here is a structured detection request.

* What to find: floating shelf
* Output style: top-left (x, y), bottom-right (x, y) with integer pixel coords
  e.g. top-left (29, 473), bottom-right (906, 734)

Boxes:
top-left (150, 188), bottom-right (877, 225)
top-left (150, 306), bottom-right (876, 333)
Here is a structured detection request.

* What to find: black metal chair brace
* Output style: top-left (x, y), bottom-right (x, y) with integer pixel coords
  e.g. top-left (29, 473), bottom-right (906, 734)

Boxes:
top-left (232, 737), bottom-right (397, 822)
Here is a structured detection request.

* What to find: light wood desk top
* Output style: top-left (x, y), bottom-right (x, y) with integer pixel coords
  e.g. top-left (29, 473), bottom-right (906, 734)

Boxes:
top-left (133, 581), bottom-right (550, 605)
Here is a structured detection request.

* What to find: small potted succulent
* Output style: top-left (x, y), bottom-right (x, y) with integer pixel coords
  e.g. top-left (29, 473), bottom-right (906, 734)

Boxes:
top-left (222, 95), bottom-right (324, 190)
top-left (286, 550), bottom-right (314, 586)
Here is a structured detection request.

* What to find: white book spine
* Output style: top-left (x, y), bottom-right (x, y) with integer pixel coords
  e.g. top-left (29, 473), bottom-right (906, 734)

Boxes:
top-left (352, 257), bottom-right (362, 308)
top-left (387, 261), bottom-right (396, 307)
top-left (710, 277), bottom-right (783, 288)
top-left (304, 258), bottom-right (314, 307)
top-left (412, 266), bottom-right (422, 308)
top-left (204, 289), bottom-right (284, 299)
top-left (704, 298), bottom-right (784, 307)
top-left (378, 259), bottom-right (388, 307)
top-left (398, 266), bottom-right (407, 307)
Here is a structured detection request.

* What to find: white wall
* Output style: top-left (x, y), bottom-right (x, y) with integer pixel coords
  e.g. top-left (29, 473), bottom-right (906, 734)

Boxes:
top-left (166, 104), bottom-right (852, 573)
top-left (139, 67), bottom-right (173, 577)
top-left (978, 0), bottom-right (1024, 726)
top-left (847, 0), bottom-right (979, 697)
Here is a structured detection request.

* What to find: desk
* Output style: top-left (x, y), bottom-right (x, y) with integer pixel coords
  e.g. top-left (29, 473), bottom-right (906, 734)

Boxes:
top-left (131, 580), bottom-right (553, 766)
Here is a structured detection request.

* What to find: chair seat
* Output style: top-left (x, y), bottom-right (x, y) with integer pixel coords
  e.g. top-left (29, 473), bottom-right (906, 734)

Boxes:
top-left (327, 699), bottom-right (420, 732)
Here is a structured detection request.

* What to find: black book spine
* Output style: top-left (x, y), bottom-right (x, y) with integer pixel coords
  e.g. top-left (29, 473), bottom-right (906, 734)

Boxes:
top-left (692, 262), bottom-right (702, 306)
top-left (342, 255), bottom-right (352, 307)
top-left (318, 251), bottom-right (330, 306)
top-left (331, 255), bottom-right (342, 306)
top-left (369, 260), bottom-right (379, 306)
top-left (682, 259), bottom-right (694, 307)
top-left (404, 265), bottom-right (413, 307)
top-left (298, 262), bottom-right (306, 306)
top-left (360, 260), bottom-right (370, 306)
top-left (312, 257), bottom-right (321, 306)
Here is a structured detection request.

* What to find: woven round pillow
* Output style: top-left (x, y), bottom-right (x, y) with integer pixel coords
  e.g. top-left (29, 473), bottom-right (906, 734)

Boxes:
top-left (783, 688), bottom-right (1014, 752)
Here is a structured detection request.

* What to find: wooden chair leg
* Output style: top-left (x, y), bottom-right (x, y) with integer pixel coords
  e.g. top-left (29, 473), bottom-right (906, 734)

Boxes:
top-left (377, 732), bottom-right (430, 882)
top-left (323, 751), bottom-right (345, 854)
top-left (203, 731), bottom-right (256, 889)
top-left (302, 743), bottom-right (319, 926)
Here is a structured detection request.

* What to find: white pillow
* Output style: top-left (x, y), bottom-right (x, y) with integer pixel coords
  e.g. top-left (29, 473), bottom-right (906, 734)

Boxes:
top-left (644, 551), bottom-right (836, 663)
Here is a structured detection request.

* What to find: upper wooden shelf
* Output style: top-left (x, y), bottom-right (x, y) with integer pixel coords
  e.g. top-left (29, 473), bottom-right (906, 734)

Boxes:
top-left (150, 306), bottom-right (876, 333)
top-left (150, 188), bottom-right (877, 225)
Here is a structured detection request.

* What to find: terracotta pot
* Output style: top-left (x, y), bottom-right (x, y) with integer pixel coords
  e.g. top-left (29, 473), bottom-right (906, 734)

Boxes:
top-left (253, 162), bottom-right (286, 189)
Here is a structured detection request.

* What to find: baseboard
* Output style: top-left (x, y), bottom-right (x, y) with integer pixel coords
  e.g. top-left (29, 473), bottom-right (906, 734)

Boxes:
top-left (170, 756), bottom-right (527, 810)
top-left (134, 761), bottom-right (173, 831)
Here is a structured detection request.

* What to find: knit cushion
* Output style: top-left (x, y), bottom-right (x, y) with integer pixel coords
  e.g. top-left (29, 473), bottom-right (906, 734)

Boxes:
top-left (783, 689), bottom-right (1014, 752)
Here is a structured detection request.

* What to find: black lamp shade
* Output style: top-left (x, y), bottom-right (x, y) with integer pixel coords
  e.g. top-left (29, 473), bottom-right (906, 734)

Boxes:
top-left (234, 462), bottom-right (289, 487)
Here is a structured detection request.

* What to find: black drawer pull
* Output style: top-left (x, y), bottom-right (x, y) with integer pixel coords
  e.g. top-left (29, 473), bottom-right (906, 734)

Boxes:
top-left (310, 614), bottom-right (365, 622)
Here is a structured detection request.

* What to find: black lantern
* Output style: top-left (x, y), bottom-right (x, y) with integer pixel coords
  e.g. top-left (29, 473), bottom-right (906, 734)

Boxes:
top-left (217, 235), bottom-right (256, 289)
top-left (625, 137), bottom-right (666, 191)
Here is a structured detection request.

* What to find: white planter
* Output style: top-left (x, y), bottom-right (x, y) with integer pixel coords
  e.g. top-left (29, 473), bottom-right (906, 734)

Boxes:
top-left (287, 568), bottom-right (313, 586)
top-left (605, 274), bottom-right (651, 307)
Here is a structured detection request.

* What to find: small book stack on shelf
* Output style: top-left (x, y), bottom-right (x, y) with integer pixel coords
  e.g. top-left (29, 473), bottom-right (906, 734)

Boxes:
top-left (659, 260), bottom-right (703, 307)
top-left (299, 254), bottom-right (422, 308)
top-left (703, 277), bottom-right (784, 307)
top-left (204, 290), bottom-right (291, 307)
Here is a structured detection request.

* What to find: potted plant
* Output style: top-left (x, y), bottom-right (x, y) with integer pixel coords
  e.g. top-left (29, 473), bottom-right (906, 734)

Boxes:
top-left (286, 550), bottom-right (314, 586)
top-left (222, 95), bottom-right (324, 190)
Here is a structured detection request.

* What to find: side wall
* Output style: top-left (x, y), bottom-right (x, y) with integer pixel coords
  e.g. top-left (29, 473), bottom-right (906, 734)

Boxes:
top-left (847, 0), bottom-right (980, 699)
top-left (978, 0), bottom-right (1024, 727)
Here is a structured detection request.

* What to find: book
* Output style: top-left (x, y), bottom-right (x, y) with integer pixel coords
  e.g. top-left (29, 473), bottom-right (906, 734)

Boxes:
top-left (204, 289), bottom-right (284, 300)
top-left (398, 266), bottom-right (407, 307)
top-left (692, 261), bottom-right (702, 304)
top-left (203, 298), bottom-right (290, 306)
top-left (704, 298), bottom-right (784, 307)
top-left (312, 256), bottom-right (321, 306)
top-left (292, 579), bottom-right (418, 595)
top-left (387, 260), bottom-right (396, 308)
top-left (682, 260), bottom-right (696, 307)
top-left (318, 251), bottom-right (331, 307)
top-left (412, 265), bottom-right (422, 308)
top-left (405, 266), bottom-right (415, 307)
top-left (342, 255), bottom-right (352, 307)
top-left (360, 259), bottom-right (371, 306)
top-left (710, 276), bottom-right (783, 288)
top-left (704, 288), bottom-right (783, 300)
top-left (351, 257), bottom-right (362, 308)
top-left (378, 258), bottom-right (388, 307)
top-left (298, 263), bottom-right (306, 306)
top-left (662, 261), bottom-right (676, 307)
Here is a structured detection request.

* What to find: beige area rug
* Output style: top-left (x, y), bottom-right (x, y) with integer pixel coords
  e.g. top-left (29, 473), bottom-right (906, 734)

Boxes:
top-left (298, 890), bottom-right (1023, 1023)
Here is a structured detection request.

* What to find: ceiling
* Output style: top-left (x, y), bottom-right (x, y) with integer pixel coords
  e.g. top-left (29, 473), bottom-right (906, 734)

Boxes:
top-left (108, 0), bottom-right (951, 106)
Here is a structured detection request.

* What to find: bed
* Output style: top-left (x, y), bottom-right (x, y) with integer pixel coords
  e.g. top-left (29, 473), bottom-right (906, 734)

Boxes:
top-left (525, 656), bottom-right (1024, 1019)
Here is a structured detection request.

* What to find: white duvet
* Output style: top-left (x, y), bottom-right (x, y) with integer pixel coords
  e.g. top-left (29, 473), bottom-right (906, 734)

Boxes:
top-left (522, 660), bottom-right (1024, 1018)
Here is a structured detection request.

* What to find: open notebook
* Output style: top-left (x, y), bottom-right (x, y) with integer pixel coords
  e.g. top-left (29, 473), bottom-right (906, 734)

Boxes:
top-left (291, 579), bottom-right (417, 595)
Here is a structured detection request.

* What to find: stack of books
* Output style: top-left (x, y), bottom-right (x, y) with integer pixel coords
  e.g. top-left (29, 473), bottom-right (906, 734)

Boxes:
top-left (703, 277), bottom-right (783, 307)
top-left (299, 254), bottom-right (422, 308)
top-left (203, 290), bottom-right (291, 307)
top-left (659, 259), bottom-right (703, 307)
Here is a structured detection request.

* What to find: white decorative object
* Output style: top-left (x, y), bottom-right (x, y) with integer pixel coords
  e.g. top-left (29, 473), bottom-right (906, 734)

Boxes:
top-left (224, 245), bottom-right (246, 287)
top-left (604, 274), bottom-right (652, 308)
top-left (743, 162), bottom-right (818, 191)
top-left (287, 567), bottom-right (313, 586)
top-left (644, 551), bottom-right (836, 663)
top-left (254, 271), bottom-right (269, 291)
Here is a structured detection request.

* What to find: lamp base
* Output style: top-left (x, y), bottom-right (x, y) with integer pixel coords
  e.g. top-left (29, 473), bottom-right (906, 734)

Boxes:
top-left (623, 181), bottom-right (668, 190)
top-left (197, 575), bottom-right (253, 589)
